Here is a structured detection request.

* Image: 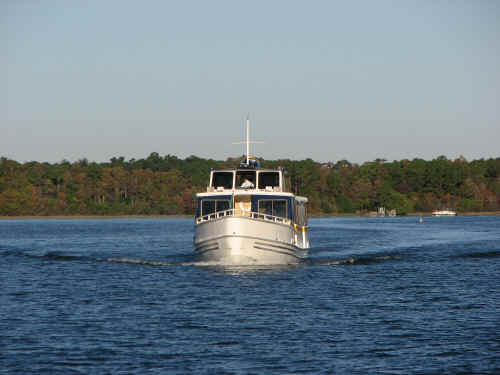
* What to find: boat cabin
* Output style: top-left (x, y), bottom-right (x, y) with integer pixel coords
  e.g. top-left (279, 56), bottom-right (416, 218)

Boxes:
top-left (195, 191), bottom-right (308, 227)
top-left (208, 168), bottom-right (283, 192)
top-left (196, 167), bottom-right (307, 227)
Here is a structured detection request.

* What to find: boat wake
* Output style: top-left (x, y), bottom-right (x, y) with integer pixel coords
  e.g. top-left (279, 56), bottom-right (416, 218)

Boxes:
top-left (3, 249), bottom-right (94, 262)
top-left (106, 257), bottom-right (172, 266)
top-left (308, 254), bottom-right (402, 266)
top-left (452, 250), bottom-right (500, 259)
top-left (1, 248), bottom-right (176, 266)
top-left (3, 247), bottom-right (405, 268)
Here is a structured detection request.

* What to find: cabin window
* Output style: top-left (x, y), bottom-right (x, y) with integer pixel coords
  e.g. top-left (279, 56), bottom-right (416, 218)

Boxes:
top-left (258, 200), bottom-right (273, 216)
top-left (236, 171), bottom-right (256, 188)
top-left (274, 200), bottom-right (287, 218)
top-left (258, 172), bottom-right (280, 189)
top-left (201, 199), bottom-right (231, 216)
top-left (258, 199), bottom-right (287, 218)
top-left (202, 200), bottom-right (215, 216)
top-left (217, 199), bottom-right (230, 212)
top-left (212, 172), bottom-right (233, 189)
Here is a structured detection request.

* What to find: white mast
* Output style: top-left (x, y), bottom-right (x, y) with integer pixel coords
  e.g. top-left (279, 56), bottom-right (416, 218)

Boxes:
top-left (233, 116), bottom-right (262, 165)
top-left (246, 117), bottom-right (250, 165)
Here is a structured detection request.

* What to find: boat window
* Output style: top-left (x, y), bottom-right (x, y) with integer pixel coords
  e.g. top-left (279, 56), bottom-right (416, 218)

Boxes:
top-left (201, 199), bottom-right (231, 216)
top-left (274, 200), bottom-right (287, 218)
top-left (236, 171), bottom-right (256, 188)
top-left (258, 172), bottom-right (280, 189)
top-left (217, 200), bottom-right (230, 212)
top-left (258, 200), bottom-right (273, 216)
top-left (212, 172), bottom-right (233, 189)
top-left (202, 200), bottom-right (215, 216)
top-left (258, 199), bottom-right (288, 218)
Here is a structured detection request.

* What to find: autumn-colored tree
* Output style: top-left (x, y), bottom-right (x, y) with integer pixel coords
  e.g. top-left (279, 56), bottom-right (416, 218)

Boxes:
top-left (0, 155), bottom-right (499, 216)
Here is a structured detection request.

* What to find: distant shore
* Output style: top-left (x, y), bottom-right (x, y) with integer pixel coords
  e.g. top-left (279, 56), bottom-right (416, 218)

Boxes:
top-left (0, 215), bottom-right (192, 220)
top-left (318, 212), bottom-right (500, 218)
top-left (406, 211), bottom-right (500, 217)
top-left (1, 212), bottom-right (500, 220)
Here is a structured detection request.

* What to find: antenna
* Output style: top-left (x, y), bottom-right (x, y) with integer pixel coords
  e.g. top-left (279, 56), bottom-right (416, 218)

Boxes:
top-left (232, 116), bottom-right (263, 166)
top-left (246, 116), bottom-right (250, 165)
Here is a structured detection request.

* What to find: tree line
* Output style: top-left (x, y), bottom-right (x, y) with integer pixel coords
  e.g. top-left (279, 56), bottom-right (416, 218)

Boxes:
top-left (0, 153), bottom-right (499, 216)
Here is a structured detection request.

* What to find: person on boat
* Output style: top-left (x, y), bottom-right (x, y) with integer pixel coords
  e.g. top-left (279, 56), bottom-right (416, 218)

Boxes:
top-left (241, 178), bottom-right (254, 189)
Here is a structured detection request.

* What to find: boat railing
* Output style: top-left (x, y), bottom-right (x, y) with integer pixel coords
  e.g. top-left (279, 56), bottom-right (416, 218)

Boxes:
top-left (196, 209), bottom-right (291, 225)
top-left (206, 187), bottom-right (283, 193)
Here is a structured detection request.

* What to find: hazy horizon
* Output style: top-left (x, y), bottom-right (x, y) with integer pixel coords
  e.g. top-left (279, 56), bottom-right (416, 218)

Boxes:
top-left (3, 1), bottom-right (499, 165)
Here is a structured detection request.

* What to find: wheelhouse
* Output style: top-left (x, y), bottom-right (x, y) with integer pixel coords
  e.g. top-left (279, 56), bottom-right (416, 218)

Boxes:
top-left (209, 168), bottom-right (282, 192)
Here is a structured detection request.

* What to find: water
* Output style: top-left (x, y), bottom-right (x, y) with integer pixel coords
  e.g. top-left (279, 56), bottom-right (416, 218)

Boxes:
top-left (1, 216), bottom-right (499, 374)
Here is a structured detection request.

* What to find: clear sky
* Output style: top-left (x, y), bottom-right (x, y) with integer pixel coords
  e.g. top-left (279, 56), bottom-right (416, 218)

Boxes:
top-left (3, 0), bottom-right (499, 164)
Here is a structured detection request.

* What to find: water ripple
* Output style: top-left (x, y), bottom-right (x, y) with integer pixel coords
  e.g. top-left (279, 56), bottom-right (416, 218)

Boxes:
top-left (1, 216), bottom-right (499, 374)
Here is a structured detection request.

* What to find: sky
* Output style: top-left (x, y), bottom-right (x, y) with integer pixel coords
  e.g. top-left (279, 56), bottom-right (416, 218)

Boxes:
top-left (2, 0), bottom-right (499, 164)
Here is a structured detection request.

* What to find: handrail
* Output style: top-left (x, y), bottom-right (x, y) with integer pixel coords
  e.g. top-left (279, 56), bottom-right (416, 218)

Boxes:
top-left (206, 187), bottom-right (283, 193)
top-left (195, 209), bottom-right (291, 225)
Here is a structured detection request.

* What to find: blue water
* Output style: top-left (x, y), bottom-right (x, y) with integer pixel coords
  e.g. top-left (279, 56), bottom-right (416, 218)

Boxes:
top-left (1, 216), bottom-right (499, 374)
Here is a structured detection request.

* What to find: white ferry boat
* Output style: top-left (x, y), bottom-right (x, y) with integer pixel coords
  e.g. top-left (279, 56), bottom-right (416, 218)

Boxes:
top-left (193, 120), bottom-right (310, 265)
top-left (432, 209), bottom-right (457, 216)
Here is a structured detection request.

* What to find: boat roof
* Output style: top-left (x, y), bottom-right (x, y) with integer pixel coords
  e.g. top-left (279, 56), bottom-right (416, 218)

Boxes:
top-left (211, 168), bottom-right (282, 173)
top-left (196, 191), bottom-right (307, 200)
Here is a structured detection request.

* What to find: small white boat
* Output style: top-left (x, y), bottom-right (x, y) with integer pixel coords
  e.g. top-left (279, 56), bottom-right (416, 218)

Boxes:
top-left (193, 119), bottom-right (310, 265)
top-left (432, 209), bottom-right (457, 216)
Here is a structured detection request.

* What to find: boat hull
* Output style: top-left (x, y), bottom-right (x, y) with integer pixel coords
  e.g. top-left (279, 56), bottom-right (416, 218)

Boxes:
top-left (194, 216), bottom-right (308, 265)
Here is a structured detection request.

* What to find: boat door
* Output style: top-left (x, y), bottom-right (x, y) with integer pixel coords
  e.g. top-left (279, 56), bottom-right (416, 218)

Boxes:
top-left (234, 195), bottom-right (252, 216)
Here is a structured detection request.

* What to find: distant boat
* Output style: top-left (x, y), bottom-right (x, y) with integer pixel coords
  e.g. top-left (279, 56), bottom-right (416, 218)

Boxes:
top-left (432, 209), bottom-right (457, 216)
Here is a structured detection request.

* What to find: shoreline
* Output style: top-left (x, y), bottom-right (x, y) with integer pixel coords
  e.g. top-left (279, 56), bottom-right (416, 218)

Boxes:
top-left (1, 212), bottom-right (500, 220)
top-left (406, 211), bottom-right (500, 217)
top-left (0, 214), bottom-right (193, 220)
top-left (313, 211), bottom-right (500, 218)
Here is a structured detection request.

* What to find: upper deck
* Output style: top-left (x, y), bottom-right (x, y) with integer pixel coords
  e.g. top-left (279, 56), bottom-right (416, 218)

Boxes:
top-left (206, 167), bottom-right (285, 193)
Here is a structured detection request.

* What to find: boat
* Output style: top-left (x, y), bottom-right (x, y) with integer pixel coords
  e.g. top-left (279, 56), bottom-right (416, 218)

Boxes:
top-left (432, 209), bottom-right (457, 216)
top-left (193, 119), bottom-right (310, 265)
